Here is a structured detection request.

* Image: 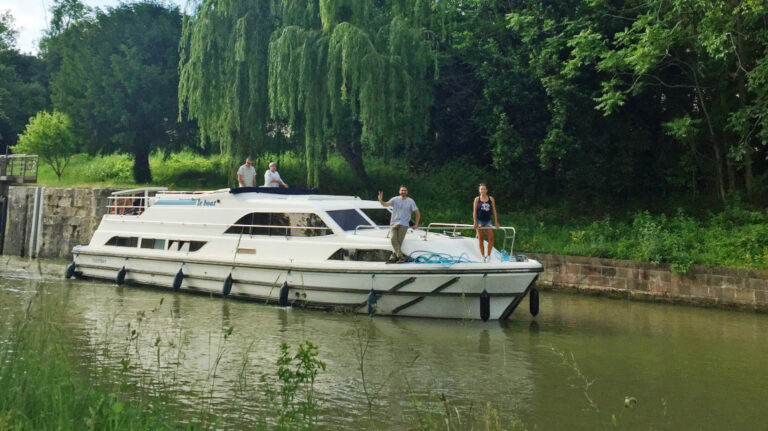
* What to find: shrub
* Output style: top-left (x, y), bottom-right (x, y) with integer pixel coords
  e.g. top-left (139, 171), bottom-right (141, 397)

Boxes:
top-left (82, 153), bottom-right (134, 183)
top-left (150, 150), bottom-right (231, 189)
top-left (12, 111), bottom-right (77, 179)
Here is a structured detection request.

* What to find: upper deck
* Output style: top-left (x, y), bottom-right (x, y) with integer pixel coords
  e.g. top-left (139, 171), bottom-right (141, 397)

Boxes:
top-left (107, 187), bottom-right (376, 214)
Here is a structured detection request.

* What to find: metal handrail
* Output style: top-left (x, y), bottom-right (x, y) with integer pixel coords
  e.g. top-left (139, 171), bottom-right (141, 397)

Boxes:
top-left (0, 154), bottom-right (38, 183)
top-left (353, 224), bottom-right (389, 234)
top-left (228, 223), bottom-right (330, 231)
top-left (104, 217), bottom-right (331, 233)
top-left (354, 222), bottom-right (517, 254)
top-left (423, 223), bottom-right (516, 255)
top-left (111, 187), bottom-right (168, 196)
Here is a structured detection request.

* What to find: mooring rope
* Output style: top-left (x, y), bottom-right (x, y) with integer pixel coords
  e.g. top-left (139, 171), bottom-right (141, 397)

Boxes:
top-left (407, 251), bottom-right (475, 266)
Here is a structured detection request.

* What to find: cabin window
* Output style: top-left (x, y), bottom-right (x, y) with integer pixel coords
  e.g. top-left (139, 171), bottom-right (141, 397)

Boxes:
top-left (166, 240), bottom-right (207, 252)
top-left (105, 236), bottom-right (139, 247)
top-left (141, 239), bottom-right (166, 250)
top-left (327, 209), bottom-right (370, 231)
top-left (288, 213), bottom-right (329, 237)
top-left (189, 241), bottom-right (206, 251)
top-left (224, 212), bottom-right (331, 237)
top-left (328, 248), bottom-right (391, 262)
top-left (360, 208), bottom-right (392, 227)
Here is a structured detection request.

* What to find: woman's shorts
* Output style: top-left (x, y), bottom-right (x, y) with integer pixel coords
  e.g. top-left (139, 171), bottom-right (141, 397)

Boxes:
top-left (477, 220), bottom-right (492, 227)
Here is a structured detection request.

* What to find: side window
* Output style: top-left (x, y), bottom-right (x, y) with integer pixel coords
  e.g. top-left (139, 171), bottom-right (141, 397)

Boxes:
top-left (166, 240), bottom-right (207, 252)
top-left (141, 239), bottom-right (165, 250)
top-left (269, 213), bottom-right (290, 236)
top-left (224, 213), bottom-right (270, 235)
top-left (327, 209), bottom-right (369, 231)
top-left (225, 212), bottom-right (330, 236)
top-left (288, 213), bottom-right (330, 237)
top-left (189, 241), bottom-right (206, 252)
top-left (328, 248), bottom-right (391, 262)
top-left (105, 236), bottom-right (139, 247)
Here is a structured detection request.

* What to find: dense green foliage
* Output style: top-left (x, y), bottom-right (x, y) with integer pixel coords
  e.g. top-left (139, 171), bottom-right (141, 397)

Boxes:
top-left (13, 110), bottom-right (77, 179)
top-left (180, 0), bottom-right (435, 187)
top-left (178, 0), bottom-right (273, 160)
top-left (4, 0), bottom-right (768, 202)
top-left (44, 1), bottom-right (192, 183)
top-left (0, 12), bottom-right (50, 153)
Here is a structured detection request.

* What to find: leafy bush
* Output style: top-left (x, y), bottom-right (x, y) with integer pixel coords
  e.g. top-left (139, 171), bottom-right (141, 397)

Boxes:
top-left (12, 111), bottom-right (77, 179)
top-left (82, 153), bottom-right (134, 183)
top-left (150, 149), bottom-right (231, 189)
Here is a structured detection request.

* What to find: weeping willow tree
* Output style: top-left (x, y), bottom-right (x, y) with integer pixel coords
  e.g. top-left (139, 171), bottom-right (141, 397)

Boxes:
top-left (178, 0), bottom-right (273, 157)
top-left (269, 0), bottom-right (434, 187)
top-left (180, 0), bottom-right (433, 187)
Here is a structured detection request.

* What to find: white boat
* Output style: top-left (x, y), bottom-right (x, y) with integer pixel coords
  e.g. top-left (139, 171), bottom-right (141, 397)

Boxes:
top-left (68, 187), bottom-right (543, 320)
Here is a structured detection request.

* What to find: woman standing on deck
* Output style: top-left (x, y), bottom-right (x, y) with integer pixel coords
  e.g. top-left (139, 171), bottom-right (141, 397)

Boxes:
top-left (473, 184), bottom-right (500, 262)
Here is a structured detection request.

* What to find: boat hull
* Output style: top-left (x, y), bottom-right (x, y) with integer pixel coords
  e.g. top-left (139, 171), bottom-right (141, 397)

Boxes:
top-left (72, 250), bottom-right (540, 320)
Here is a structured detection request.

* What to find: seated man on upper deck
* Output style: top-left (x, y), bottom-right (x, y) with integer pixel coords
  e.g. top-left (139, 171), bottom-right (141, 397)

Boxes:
top-left (264, 162), bottom-right (289, 188)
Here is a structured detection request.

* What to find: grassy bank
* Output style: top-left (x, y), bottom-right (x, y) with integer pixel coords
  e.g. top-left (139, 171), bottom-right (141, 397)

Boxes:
top-left (33, 151), bottom-right (768, 273)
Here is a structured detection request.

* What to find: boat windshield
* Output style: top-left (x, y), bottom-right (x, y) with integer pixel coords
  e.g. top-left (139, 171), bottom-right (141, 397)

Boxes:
top-left (327, 209), bottom-right (371, 231)
top-left (360, 208), bottom-right (392, 226)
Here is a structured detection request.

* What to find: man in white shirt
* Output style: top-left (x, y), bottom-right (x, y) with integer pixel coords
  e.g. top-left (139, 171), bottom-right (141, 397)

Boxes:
top-left (237, 157), bottom-right (257, 187)
top-left (264, 162), bottom-right (288, 188)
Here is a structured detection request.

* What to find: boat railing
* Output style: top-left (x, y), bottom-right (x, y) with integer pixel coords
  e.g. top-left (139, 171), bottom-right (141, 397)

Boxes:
top-left (104, 217), bottom-right (331, 236)
top-left (156, 190), bottom-right (222, 195)
top-left (423, 223), bottom-right (516, 255)
top-left (353, 224), bottom-right (389, 235)
top-left (354, 222), bottom-right (517, 254)
top-left (107, 187), bottom-right (168, 215)
top-left (228, 223), bottom-right (331, 236)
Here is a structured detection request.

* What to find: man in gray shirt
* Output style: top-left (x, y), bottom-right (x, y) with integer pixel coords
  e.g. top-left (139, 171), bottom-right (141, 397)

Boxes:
top-left (237, 157), bottom-right (256, 187)
top-left (378, 185), bottom-right (420, 263)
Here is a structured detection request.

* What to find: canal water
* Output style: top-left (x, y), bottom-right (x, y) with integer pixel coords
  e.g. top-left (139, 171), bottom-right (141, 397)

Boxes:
top-left (2, 263), bottom-right (767, 429)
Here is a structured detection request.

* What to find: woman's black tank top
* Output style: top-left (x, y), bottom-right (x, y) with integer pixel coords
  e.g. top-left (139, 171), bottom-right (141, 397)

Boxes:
top-left (476, 196), bottom-right (493, 222)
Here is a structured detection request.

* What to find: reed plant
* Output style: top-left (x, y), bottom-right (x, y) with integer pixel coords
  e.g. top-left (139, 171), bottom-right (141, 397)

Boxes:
top-left (0, 285), bottom-right (327, 430)
top-left (0, 289), bottom-right (185, 430)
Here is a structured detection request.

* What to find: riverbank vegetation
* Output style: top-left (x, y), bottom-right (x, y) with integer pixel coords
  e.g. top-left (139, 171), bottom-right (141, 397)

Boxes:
top-left (2, 0), bottom-right (768, 272)
top-left (0, 287), bottom-right (328, 429)
top-left (0, 282), bottom-right (522, 429)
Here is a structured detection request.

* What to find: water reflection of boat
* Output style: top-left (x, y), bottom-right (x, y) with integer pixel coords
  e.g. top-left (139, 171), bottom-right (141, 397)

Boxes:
top-left (69, 187), bottom-right (542, 320)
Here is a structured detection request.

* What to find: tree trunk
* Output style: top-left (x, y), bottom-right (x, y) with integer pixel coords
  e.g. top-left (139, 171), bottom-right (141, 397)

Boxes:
top-left (336, 137), bottom-right (369, 188)
top-left (693, 82), bottom-right (726, 201)
top-left (133, 138), bottom-right (152, 184)
top-left (727, 158), bottom-right (736, 192)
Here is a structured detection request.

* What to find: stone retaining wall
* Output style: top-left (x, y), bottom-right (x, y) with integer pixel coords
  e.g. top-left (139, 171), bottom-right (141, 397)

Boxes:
top-left (528, 253), bottom-right (768, 311)
top-left (3, 186), bottom-right (114, 259)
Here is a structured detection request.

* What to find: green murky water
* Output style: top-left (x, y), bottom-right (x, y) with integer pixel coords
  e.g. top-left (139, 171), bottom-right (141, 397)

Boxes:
top-left (2, 261), bottom-right (767, 429)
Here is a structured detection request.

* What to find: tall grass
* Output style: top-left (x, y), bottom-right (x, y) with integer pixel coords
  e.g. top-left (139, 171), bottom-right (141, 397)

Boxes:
top-left (0, 287), bottom-right (326, 430)
top-left (0, 290), bottom-right (185, 430)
